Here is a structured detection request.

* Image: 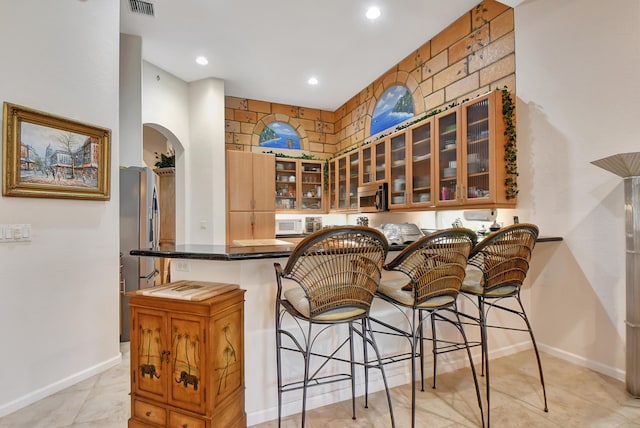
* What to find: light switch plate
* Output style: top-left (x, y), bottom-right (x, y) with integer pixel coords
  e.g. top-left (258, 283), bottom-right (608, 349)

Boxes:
top-left (0, 224), bottom-right (31, 242)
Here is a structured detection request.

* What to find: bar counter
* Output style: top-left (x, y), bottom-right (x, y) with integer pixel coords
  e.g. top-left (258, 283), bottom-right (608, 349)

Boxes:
top-left (131, 235), bottom-right (562, 260)
top-left (129, 234), bottom-right (562, 425)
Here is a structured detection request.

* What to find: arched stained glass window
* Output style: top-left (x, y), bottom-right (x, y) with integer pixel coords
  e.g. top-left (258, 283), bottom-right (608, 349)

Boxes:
top-left (371, 85), bottom-right (414, 135)
top-left (259, 121), bottom-right (300, 149)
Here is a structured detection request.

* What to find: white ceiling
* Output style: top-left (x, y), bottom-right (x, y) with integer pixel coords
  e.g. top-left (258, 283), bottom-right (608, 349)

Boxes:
top-left (120, 0), bottom-right (521, 111)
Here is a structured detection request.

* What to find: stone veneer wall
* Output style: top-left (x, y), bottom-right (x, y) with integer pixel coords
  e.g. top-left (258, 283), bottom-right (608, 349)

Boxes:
top-left (224, 0), bottom-right (513, 158)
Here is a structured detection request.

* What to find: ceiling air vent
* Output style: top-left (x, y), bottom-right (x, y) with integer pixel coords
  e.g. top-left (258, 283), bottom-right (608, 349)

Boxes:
top-left (129, 0), bottom-right (154, 16)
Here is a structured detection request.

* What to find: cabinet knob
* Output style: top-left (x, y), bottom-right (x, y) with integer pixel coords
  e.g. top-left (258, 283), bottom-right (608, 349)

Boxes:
top-left (146, 411), bottom-right (151, 417)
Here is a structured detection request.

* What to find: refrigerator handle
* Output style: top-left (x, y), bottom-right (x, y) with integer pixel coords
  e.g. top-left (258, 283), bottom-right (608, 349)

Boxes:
top-left (141, 268), bottom-right (160, 281)
top-left (151, 187), bottom-right (160, 248)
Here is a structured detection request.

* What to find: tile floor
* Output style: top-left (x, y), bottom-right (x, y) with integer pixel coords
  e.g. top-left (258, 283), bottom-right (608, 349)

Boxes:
top-left (1, 344), bottom-right (640, 427)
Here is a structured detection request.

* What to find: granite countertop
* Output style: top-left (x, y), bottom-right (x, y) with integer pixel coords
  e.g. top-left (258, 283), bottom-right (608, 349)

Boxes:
top-left (131, 236), bottom-right (562, 261)
top-left (130, 242), bottom-right (411, 261)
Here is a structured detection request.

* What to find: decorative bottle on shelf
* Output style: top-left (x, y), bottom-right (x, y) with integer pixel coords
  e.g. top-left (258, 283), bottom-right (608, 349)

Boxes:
top-left (441, 186), bottom-right (450, 200)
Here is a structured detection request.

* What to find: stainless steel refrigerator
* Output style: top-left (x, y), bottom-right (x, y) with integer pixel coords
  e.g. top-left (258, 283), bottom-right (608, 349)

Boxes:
top-left (119, 166), bottom-right (159, 341)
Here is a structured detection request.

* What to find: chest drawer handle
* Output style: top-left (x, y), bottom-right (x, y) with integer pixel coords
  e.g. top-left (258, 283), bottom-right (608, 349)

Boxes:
top-left (183, 424), bottom-right (188, 428)
top-left (146, 411), bottom-right (151, 417)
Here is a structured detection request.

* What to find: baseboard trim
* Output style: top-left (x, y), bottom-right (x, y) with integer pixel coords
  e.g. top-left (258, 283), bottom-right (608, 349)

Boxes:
top-left (538, 343), bottom-right (625, 382)
top-left (0, 352), bottom-right (123, 418)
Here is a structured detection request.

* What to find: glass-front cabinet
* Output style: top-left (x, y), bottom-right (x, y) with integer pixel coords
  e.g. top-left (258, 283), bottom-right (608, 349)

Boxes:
top-left (300, 161), bottom-right (324, 211)
top-left (409, 120), bottom-right (434, 206)
top-left (275, 159), bottom-right (297, 211)
top-left (361, 145), bottom-right (372, 185)
top-left (348, 151), bottom-right (360, 210)
top-left (389, 133), bottom-right (407, 208)
top-left (374, 139), bottom-right (387, 183)
top-left (275, 158), bottom-right (324, 213)
top-left (462, 95), bottom-right (492, 205)
top-left (433, 90), bottom-right (513, 207)
top-left (329, 150), bottom-right (359, 212)
top-left (435, 110), bottom-right (460, 205)
top-left (337, 155), bottom-right (348, 210)
top-left (327, 90), bottom-right (515, 213)
top-left (359, 139), bottom-right (386, 186)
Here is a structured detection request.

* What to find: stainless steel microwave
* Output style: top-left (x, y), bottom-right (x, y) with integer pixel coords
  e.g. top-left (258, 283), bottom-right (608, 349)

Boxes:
top-left (357, 183), bottom-right (388, 213)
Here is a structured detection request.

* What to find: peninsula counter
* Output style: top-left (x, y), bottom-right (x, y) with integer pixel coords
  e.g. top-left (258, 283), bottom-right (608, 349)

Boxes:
top-left (130, 235), bottom-right (562, 426)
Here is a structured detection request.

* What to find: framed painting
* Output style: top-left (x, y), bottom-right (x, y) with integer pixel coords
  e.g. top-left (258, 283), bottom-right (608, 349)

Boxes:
top-left (2, 102), bottom-right (111, 200)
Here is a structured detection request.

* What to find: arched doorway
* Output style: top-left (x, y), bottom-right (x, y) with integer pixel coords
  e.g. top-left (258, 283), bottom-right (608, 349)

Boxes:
top-left (143, 123), bottom-right (183, 283)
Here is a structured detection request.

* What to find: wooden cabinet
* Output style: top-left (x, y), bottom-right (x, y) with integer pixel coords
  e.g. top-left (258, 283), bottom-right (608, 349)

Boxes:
top-left (329, 89), bottom-right (513, 212)
top-left (360, 139), bottom-right (387, 186)
top-left (388, 132), bottom-right (408, 208)
top-left (434, 109), bottom-right (461, 206)
top-left (408, 120), bottom-right (435, 207)
top-left (128, 288), bottom-right (246, 428)
top-left (329, 151), bottom-right (359, 212)
top-left (275, 158), bottom-right (324, 213)
top-left (433, 90), bottom-right (514, 208)
top-left (387, 119), bottom-right (435, 210)
top-left (226, 151), bottom-right (275, 244)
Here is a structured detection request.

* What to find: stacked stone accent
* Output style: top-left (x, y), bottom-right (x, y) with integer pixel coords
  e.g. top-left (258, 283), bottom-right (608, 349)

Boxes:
top-left (225, 0), bottom-right (514, 158)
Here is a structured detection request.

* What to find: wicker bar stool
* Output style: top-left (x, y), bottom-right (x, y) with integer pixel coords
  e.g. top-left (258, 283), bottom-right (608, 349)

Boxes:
top-left (274, 226), bottom-right (395, 427)
top-left (367, 228), bottom-right (484, 428)
top-left (456, 223), bottom-right (548, 427)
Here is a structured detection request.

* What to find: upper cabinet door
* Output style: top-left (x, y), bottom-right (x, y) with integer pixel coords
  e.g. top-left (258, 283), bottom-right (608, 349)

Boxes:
top-left (389, 133), bottom-right (407, 208)
top-left (275, 159), bottom-right (297, 211)
top-left (408, 120), bottom-right (434, 207)
top-left (300, 161), bottom-right (324, 212)
top-left (435, 110), bottom-right (461, 205)
top-left (361, 146), bottom-right (372, 185)
top-left (373, 139), bottom-right (387, 183)
top-left (348, 151), bottom-right (360, 210)
top-left (337, 155), bottom-right (348, 210)
top-left (462, 94), bottom-right (493, 205)
top-left (252, 152), bottom-right (276, 211)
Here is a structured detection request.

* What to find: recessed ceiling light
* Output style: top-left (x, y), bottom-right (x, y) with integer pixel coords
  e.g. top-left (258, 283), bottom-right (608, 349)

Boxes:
top-left (195, 56), bottom-right (208, 66)
top-left (308, 77), bottom-right (319, 85)
top-left (366, 6), bottom-right (381, 20)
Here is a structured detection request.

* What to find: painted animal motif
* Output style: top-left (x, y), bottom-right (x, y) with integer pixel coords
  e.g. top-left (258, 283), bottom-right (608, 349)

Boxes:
top-left (141, 364), bottom-right (160, 379)
top-left (176, 370), bottom-right (198, 390)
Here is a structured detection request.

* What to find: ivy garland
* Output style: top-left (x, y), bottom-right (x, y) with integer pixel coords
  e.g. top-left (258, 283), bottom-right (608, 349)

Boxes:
top-left (501, 87), bottom-right (518, 200)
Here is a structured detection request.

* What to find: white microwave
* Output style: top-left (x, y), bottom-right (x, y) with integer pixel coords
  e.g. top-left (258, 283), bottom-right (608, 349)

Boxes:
top-left (276, 218), bottom-right (303, 235)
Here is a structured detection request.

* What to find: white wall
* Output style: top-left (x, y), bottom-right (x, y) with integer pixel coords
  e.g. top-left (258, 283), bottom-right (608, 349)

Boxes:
top-left (0, 1), bottom-right (121, 416)
top-left (120, 33), bottom-right (143, 167)
top-left (141, 64), bottom-right (227, 245)
top-left (187, 78), bottom-right (227, 245)
top-left (514, 0), bottom-right (640, 378)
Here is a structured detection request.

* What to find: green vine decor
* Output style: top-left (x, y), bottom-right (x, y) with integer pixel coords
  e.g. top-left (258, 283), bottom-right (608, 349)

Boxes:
top-left (501, 87), bottom-right (518, 200)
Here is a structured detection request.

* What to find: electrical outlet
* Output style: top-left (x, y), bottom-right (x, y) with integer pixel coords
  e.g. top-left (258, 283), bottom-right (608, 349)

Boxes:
top-left (173, 260), bottom-right (191, 272)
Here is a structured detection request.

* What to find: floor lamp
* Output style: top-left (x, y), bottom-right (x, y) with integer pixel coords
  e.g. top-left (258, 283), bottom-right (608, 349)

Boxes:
top-left (592, 152), bottom-right (640, 397)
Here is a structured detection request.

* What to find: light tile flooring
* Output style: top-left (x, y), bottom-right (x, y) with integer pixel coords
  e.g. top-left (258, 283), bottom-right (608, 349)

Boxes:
top-left (1, 344), bottom-right (640, 427)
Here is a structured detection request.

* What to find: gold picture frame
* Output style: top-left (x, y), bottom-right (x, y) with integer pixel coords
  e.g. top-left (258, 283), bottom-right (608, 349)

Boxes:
top-left (2, 102), bottom-right (111, 200)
